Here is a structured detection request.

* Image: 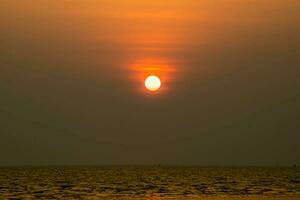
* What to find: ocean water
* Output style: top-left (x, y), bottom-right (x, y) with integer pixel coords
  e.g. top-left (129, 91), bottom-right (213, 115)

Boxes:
top-left (0, 166), bottom-right (299, 199)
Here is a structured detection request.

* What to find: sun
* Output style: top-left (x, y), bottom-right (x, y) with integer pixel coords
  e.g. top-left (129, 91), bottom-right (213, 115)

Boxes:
top-left (145, 75), bottom-right (161, 91)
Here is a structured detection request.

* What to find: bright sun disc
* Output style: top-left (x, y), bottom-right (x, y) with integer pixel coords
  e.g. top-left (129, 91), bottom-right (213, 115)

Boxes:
top-left (145, 75), bottom-right (161, 91)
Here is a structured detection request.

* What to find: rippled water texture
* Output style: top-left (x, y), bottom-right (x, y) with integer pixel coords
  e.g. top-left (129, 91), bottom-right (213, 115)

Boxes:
top-left (0, 167), bottom-right (300, 199)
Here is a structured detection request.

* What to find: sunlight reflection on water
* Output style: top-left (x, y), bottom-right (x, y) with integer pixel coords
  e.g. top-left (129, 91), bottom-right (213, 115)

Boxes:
top-left (0, 167), bottom-right (299, 199)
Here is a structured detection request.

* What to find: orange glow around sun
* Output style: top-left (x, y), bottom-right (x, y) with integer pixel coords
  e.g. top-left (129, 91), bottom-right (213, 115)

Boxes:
top-left (128, 57), bottom-right (176, 94)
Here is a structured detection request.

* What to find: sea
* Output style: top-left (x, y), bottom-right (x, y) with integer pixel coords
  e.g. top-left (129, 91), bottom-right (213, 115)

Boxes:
top-left (0, 166), bottom-right (299, 199)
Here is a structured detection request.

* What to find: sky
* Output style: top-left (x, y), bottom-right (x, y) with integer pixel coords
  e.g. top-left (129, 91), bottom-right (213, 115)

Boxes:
top-left (0, 0), bottom-right (299, 166)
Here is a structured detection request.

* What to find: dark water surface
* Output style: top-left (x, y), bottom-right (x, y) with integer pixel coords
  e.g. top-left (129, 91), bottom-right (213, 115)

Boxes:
top-left (0, 167), bottom-right (299, 199)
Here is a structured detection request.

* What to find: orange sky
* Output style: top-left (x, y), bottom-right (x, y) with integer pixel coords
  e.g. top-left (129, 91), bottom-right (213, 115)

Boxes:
top-left (0, 0), bottom-right (299, 165)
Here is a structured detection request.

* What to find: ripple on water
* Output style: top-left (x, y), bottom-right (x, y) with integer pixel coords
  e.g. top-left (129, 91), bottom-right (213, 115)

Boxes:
top-left (0, 167), bottom-right (299, 199)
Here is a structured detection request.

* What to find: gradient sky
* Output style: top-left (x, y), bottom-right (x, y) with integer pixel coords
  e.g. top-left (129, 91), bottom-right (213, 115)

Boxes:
top-left (0, 0), bottom-right (299, 166)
